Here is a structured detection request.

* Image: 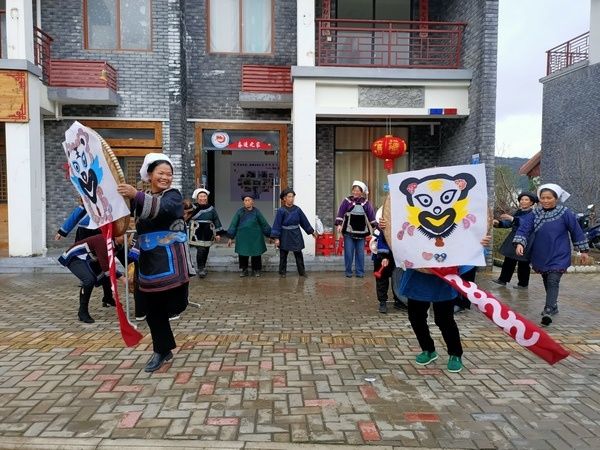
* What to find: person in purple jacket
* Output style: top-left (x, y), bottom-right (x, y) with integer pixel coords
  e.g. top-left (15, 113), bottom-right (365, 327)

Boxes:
top-left (514, 183), bottom-right (589, 326)
top-left (335, 180), bottom-right (378, 278)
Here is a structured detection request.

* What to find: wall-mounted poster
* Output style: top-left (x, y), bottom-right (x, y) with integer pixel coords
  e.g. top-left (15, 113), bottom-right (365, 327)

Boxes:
top-left (230, 161), bottom-right (278, 201)
top-left (388, 164), bottom-right (487, 268)
top-left (0, 71), bottom-right (28, 122)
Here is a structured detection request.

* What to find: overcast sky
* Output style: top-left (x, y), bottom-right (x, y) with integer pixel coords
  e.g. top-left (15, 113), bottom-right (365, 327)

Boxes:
top-left (495, 0), bottom-right (591, 158)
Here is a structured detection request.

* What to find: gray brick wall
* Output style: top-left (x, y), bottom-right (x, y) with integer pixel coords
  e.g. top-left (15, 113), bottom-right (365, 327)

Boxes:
top-left (541, 62), bottom-right (600, 212)
top-left (316, 125), bottom-right (335, 228)
top-left (431, 0), bottom-right (498, 201)
top-left (409, 125), bottom-right (441, 170)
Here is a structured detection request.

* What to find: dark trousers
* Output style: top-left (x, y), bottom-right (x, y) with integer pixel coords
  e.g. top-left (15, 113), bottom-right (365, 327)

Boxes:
top-left (499, 257), bottom-right (531, 287)
top-left (196, 246), bottom-right (210, 270)
top-left (407, 298), bottom-right (463, 357)
top-left (279, 249), bottom-right (305, 275)
top-left (374, 256), bottom-right (398, 303)
top-left (140, 283), bottom-right (189, 355)
top-left (239, 255), bottom-right (262, 271)
top-left (69, 259), bottom-right (113, 301)
top-left (541, 272), bottom-right (563, 310)
top-left (456, 267), bottom-right (477, 310)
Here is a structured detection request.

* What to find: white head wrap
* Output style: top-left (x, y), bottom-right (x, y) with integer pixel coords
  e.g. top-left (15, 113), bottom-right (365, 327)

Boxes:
top-left (538, 183), bottom-right (570, 203)
top-left (193, 187), bottom-right (210, 200)
top-left (352, 180), bottom-right (368, 195)
top-left (139, 153), bottom-right (173, 182)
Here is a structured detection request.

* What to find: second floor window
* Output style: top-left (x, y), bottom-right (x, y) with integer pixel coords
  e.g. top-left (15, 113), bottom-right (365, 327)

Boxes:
top-left (209, 0), bottom-right (272, 54)
top-left (85, 0), bottom-right (152, 50)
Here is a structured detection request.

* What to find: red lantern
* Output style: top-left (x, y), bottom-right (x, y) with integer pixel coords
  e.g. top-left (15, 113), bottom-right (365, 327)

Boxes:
top-left (370, 135), bottom-right (407, 172)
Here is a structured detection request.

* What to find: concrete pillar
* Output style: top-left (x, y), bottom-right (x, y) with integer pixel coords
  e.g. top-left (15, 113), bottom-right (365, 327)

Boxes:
top-left (297, 0), bottom-right (315, 67)
top-left (5, 0), bottom-right (35, 61)
top-left (5, 0), bottom-right (45, 256)
top-left (590, 0), bottom-right (600, 65)
top-left (292, 79), bottom-right (317, 255)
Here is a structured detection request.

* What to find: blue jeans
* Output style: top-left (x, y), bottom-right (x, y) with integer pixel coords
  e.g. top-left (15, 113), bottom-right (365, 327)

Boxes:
top-left (343, 235), bottom-right (365, 277)
top-left (541, 272), bottom-right (563, 311)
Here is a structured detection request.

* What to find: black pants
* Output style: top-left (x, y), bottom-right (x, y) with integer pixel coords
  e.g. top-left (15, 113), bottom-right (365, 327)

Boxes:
top-left (139, 283), bottom-right (189, 355)
top-left (455, 267), bottom-right (477, 309)
top-left (68, 259), bottom-right (113, 301)
top-left (239, 255), bottom-right (262, 271)
top-left (499, 257), bottom-right (531, 287)
top-left (196, 246), bottom-right (210, 270)
top-left (374, 255), bottom-right (399, 303)
top-left (279, 249), bottom-right (305, 275)
top-left (407, 298), bottom-right (463, 357)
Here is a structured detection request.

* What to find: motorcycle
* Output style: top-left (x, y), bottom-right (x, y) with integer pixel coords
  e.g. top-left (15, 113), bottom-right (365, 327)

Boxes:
top-left (577, 204), bottom-right (600, 250)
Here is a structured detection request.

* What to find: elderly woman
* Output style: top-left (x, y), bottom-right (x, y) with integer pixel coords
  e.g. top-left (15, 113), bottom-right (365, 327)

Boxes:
top-left (227, 194), bottom-right (272, 277)
top-left (335, 180), bottom-right (378, 278)
top-left (491, 191), bottom-right (538, 289)
top-left (271, 188), bottom-right (317, 278)
top-left (514, 183), bottom-right (589, 326)
top-left (117, 153), bottom-right (191, 372)
top-left (186, 187), bottom-right (224, 278)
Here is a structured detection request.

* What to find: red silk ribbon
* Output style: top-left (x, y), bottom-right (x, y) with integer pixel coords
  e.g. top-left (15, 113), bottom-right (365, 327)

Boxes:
top-left (100, 224), bottom-right (143, 347)
top-left (430, 267), bottom-right (569, 365)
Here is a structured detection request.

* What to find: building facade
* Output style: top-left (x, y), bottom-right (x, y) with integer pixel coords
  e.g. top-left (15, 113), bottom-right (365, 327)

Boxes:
top-left (0, 0), bottom-right (498, 256)
top-left (539, 0), bottom-right (600, 212)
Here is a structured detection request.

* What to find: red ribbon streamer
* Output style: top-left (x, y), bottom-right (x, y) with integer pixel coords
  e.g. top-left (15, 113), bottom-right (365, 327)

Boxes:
top-left (100, 224), bottom-right (143, 347)
top-left (429, 267), bottom-right (569, 365)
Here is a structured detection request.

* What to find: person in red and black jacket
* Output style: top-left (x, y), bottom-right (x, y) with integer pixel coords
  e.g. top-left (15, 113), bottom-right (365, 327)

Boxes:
top-left (58, 234), bottom-right (122, 324)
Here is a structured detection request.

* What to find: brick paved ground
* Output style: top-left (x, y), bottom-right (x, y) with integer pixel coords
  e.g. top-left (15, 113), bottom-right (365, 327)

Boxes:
top-left (0, 270), bottom-right (599, 449)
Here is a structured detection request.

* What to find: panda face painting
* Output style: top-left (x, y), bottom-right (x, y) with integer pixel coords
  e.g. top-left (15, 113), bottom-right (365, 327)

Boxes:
top-left (399, 173), bottom-right (476, 246)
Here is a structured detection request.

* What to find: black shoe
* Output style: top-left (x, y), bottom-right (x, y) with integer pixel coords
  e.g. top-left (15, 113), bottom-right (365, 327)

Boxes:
top-left (541, 306), bottom-right (559, 316)
top-left (102, 297), bottom-right (116, 307)
top-left (541, 315), bottom-right (552, 327)
top-left (378, 303), bottom-right (388, 314)
top-left (279, 273), bottom-right (286, 278)
top-left (144, 351), bottom-right (173, 373)
top-left (198, 269), bottom-right (207, 278)
top-left (513, 284), bottom-right (528, 290)
top-left (393, 300), bottom-right (407, 311)
top-left (298, 272), bottom-right (307, 277)
top-left (491, 279), bottom-right (507, 286)
top-left (240, 269), bottom-right (249, 277)
top-left (78, 311), bottom-right (95, 324)
top-left (254, 270), bottom-right (261, 277)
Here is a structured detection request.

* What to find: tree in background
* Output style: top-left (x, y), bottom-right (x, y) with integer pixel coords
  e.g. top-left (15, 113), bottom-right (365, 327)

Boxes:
top-left (494, 165), bottom-right (519, 216)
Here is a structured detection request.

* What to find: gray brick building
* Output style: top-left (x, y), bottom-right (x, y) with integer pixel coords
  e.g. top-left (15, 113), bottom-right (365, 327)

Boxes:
top-left (0, 0), bottom-right (498, 256)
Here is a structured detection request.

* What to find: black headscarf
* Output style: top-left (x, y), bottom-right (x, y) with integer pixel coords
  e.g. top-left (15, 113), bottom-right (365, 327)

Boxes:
top-left (517, 191), bottom-right (538, 204)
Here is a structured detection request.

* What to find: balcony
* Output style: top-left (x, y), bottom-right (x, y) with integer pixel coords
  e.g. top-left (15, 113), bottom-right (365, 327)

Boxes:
top-left (239, 65), bottom-right (292, 109)
top-left (47, 60), bottom-right (119, 105)
top-left (546, 32), bottom-right (589, 76)
top-left (1, 10), bottom-right (118, 105)
top-left (316, 19), bottom-right (466, 69)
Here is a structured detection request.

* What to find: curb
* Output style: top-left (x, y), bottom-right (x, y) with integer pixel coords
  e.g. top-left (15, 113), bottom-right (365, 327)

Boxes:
top-left (0, 437), bottom-right (446, 450)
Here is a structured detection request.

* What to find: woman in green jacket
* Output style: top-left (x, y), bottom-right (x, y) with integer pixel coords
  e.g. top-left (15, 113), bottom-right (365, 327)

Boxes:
top-left (227, 195), bottom-right (272, 277)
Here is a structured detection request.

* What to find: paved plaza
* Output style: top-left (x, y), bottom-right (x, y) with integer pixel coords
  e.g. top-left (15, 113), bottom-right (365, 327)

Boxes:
top-left (0, 269), bottom-right (599, 449)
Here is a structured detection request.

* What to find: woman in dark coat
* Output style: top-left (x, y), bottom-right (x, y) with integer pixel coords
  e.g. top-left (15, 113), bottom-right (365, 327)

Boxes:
top-left (491, 192), bottom-right (538, 289)
top-left (271, 188), bottom-right (317, 277)
top-left (117, 153), bottom-right (191, 372)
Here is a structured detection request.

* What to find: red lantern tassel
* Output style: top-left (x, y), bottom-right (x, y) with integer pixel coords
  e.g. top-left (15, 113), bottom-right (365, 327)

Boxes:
top-left (384, 159), bottom-right (393, 172)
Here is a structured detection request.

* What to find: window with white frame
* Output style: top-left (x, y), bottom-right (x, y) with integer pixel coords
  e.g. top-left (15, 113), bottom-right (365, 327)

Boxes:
top-left (209, 0), bottom-right (272, 54)
top-left (84, 0), bottom-right (152, 50)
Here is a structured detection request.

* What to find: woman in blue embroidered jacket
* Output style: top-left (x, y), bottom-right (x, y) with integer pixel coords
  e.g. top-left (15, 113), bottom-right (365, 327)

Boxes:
top-left (514, 183), bottom-right (589, 325)
top-left (186, 187), bottom-right (224, 278)
top-left (335, 180), bottom-right (378, 278)
top-left (118, 153), bottom-right (191, 373)
top-left (491, 191), bottom-right (538, 288)
top-left (271, 188), bottom-right (317, 277)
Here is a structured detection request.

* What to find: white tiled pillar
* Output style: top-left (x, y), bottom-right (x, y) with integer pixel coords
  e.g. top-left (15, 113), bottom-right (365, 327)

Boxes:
top-left (590, 0), bottom-right (600, 65)
top-left (297, 0), bottom-right (316, 67)
top-left (5, 0), bottom-right (46, 256)
top-left (292, 78), bottom-right (317, 255)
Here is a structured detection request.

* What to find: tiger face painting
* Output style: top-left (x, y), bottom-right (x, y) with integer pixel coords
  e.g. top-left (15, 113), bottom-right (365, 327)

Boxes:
top-left (399, 173), bottom-right (476, 246)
